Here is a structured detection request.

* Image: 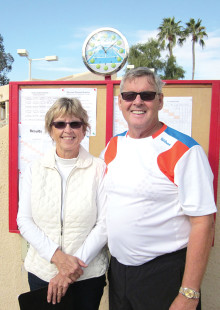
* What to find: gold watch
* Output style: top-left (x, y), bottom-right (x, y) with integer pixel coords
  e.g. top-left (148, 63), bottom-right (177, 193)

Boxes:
top-left (179, 287), bottom-right (200, 299)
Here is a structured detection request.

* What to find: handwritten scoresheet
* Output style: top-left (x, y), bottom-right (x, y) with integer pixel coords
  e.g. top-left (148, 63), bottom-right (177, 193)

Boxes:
top-left (19, 88), bottom-right (97, 178)
top-left (113, 96), bottom-right (192, 137)
top-left (159, 97), bottom-right (192, 136)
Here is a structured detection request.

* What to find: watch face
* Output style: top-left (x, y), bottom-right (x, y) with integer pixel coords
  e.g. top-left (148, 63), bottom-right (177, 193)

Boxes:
top-left (185, 289), bottom-right (194, 298)
top-left (82, 27), bottom-right (129, 75)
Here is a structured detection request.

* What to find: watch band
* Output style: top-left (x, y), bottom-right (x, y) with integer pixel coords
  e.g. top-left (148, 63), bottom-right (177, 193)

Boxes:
top-left (179, 287), bottom-right (200, 299)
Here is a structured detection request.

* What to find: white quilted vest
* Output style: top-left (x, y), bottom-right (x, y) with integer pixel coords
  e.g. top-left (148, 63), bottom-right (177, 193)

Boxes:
top-left (24, 146), bottom-right (108, 282)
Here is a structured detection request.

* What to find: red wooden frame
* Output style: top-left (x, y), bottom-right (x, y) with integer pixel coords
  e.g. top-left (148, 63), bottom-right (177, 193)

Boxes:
top-left (9, 80), bottom-right (220, 232)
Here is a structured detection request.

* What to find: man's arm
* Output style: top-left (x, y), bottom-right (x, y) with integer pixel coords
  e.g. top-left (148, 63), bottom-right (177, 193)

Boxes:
top-left (169, 213), bottom-right (215, 310)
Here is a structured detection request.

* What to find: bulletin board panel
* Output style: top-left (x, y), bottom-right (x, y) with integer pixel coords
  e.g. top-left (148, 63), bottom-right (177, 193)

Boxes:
top-left (9, 80), bottom-right (110, 233)
top-left (163, 80), bottom-right (220, 204)
top-left (9, 80), bottom-right (220, 232)
top-left (108, 82), bottom-right (213, 154)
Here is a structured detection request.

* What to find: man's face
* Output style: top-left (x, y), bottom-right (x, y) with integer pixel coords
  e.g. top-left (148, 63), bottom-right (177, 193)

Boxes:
top-left (119, 76), bottom-right (164, 138)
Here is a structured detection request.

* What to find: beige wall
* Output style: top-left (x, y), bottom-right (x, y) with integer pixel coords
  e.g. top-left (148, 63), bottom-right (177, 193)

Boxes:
top-left (0, 123), bottom-right (219, 309)
top-left (202, 167), bottom-right (220, 309)
top-left (0, 125), bottom-right (28, 310)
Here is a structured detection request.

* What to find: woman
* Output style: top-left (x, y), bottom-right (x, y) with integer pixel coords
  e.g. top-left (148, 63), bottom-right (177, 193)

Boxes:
top-left (17, 97), bottom-right (108, 309)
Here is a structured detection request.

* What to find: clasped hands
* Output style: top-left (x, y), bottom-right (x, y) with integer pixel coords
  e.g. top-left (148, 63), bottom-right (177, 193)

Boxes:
top-left (47, 249), bottom-right (87, 304)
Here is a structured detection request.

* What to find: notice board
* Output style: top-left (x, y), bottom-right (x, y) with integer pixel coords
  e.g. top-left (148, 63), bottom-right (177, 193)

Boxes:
top-left (9, 79), bottom-right (220, 232)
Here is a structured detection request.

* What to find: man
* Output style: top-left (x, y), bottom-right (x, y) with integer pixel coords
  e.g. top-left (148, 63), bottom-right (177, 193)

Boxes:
top-left (103, 67), bottom-right (216, 310)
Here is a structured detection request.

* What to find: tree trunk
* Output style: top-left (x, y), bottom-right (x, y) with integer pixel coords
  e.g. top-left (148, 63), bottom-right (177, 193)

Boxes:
top-left (169, 41), bottom-right (173, 57)
top-left (192, 41), bottom-right (195, 80)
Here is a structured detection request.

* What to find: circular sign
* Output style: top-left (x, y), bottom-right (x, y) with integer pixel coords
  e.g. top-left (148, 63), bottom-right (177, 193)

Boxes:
top-left (82, 27), bottom-right (129, 75)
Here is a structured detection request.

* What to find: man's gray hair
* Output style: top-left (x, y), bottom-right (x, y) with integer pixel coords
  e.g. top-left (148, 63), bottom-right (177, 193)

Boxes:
top-left (120, 67), bottom-right (165, 93)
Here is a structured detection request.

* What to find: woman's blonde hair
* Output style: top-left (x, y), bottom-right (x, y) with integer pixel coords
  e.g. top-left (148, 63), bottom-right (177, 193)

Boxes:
top-left (45, 97), bottom-right (90, 135)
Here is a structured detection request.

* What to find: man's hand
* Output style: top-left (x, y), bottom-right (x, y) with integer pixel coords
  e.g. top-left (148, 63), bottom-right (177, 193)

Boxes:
top-left (169, 293), bottom-right (199, 310)
top-left (169, 214), bottom-right (214, 309)
top-left (51, 249), bottom-right (87, 282)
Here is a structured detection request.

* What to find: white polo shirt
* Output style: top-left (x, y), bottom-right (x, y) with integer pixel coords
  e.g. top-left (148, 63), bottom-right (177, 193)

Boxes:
top-left (103, 124), bottom-right (217, 266)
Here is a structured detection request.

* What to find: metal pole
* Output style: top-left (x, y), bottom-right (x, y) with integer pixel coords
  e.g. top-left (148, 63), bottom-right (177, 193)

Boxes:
top-left (28, 58), bottom-right (32, 80)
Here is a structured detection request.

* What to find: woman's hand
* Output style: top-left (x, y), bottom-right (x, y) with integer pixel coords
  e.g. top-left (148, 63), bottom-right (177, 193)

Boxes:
top-left (47, 273), bottom-right (72, 304)
top-left (51, 249), bottom-right (88, 282)
top-left (48, 250), bottom-right (88, 304)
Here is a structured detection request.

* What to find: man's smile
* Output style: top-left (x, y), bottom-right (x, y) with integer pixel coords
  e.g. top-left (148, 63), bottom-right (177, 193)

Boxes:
top-left (131, 110), bottom-right (146, 114)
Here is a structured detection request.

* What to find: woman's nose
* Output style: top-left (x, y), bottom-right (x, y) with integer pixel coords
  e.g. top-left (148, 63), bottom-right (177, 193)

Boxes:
top-left (64, 124), bottom-right (73, 132)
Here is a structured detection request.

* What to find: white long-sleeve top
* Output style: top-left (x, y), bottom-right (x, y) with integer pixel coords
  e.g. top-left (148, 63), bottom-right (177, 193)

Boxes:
top-left (17, 148), bottom-right (107, 266)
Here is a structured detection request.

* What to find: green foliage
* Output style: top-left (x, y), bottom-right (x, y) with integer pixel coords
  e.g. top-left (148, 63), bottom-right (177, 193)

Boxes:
top-left (128, 38), bottom-right (185, 80)
top-left (160, 56), bottom-right (185, 80)
top-left (0, 34), bottom-right (14, 85)
top-left (184, 18), bottom-right (207, 46)
top-left (127, 17), bottom-right (207, 80)
top-left (157, 17), bottom-right (184, 57)
top-left (183, 18), bottom-right (208, 79)
top-left (127, 38), bottom-right (166, 75)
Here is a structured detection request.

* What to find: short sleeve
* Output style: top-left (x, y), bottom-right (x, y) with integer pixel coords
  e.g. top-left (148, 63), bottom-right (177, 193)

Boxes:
top-left (174, 145), bottom-right (217, 216)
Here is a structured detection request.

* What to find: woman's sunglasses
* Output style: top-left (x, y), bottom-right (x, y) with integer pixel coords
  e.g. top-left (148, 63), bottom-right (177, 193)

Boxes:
top-left (121, 91), bottom-right (158, 102)
top-left (52, 121), bottom-right (83, 129)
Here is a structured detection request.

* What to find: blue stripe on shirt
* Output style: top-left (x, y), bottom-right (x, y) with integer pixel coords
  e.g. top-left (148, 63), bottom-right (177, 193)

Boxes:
top-left (116, 130), bottom-right (127, 137)
top-left (165, 126), bottom-right (199, 148)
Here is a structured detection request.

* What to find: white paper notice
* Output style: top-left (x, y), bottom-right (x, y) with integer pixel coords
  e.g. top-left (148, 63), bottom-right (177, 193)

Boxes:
top-left (18, 122), bottom-right (53, 174)
top-left (113, 96), bottom-right (192, 137)
top-left (113, 96), bottom-right (128, 136)
top-left (159, 97), bottom-right (192, 136)
top-left (19, 89), bottom-right (61, 122)
top-left (62, 88), bottom-right (97, 136)
top-left (19, 88), bottom-right (97, 135)
top-left (18, 88), bottom-right (97, 178)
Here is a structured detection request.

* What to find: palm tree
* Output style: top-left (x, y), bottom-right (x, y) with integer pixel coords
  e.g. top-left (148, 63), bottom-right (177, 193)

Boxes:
top-left (157, 17), bottom-right (184, 57)
top-left (184, 18), bottom-right (208, 79)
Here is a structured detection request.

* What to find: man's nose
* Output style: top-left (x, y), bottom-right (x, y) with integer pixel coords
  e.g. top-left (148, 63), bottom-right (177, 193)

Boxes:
top-left (133, 94), bottom-right (143, 104)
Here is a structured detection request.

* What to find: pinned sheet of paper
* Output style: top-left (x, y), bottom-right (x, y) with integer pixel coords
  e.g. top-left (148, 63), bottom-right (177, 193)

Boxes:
top-left (18, 87), bottom-right (97, 179)
top-left (113, 96), bottom-right (192, 136)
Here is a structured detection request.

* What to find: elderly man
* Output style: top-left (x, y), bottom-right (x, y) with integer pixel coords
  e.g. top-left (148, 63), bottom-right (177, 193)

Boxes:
top-left (103, 67), bottom-right (216, 310)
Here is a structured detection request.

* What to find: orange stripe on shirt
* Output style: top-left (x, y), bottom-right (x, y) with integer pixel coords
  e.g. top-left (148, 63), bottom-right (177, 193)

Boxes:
top-left (152, 123), bottom-right (167, 139)
top-left (157, 140), bottom-right (189, 184)
top-left (104, 136), bottom-right (118, 173)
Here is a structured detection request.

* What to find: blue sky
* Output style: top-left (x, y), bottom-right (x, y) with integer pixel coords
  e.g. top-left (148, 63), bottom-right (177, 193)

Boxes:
top-left (1, 0), bottom-right (220, 81)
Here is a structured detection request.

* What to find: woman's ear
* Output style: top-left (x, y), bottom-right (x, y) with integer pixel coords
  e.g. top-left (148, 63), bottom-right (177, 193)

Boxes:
top-left (49, 126), bottom-right (54, 141)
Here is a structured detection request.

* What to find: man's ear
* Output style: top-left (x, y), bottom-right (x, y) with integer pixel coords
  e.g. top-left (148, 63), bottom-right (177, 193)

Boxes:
top-left (118, 94), bottom-right (123, 111)
top-left (158, 93), bottom-right (164, 111)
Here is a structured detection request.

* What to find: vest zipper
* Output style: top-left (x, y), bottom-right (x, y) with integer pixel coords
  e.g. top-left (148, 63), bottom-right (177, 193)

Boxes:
top-left (53, 167), bottom-right (64, 251)
top-left (61, 167), bottom-right (76, 251)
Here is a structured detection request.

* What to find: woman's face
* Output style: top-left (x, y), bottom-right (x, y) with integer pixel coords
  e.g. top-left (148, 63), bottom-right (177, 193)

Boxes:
top-left (50, 114), bottom-right (85, 159)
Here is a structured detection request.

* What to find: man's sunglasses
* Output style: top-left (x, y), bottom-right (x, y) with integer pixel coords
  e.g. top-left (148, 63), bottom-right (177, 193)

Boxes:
top-left (52, 121), bottom-right (83, 129)
top-left (121, 91), bottom-right (158, 102)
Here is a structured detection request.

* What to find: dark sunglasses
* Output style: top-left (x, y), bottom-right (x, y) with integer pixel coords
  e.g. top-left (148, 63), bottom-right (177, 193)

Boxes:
top-left (52, 121), bottom-right (83, 129)
top-left (121, 91), bottom-right (158, 101)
